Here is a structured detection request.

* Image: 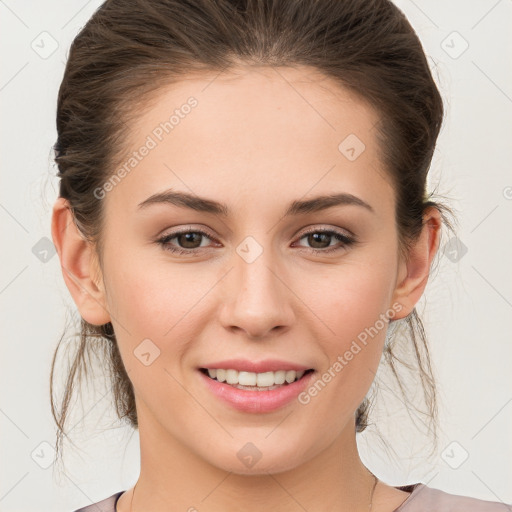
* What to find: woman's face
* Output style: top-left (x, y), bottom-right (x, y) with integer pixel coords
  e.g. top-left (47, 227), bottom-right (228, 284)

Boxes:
top-left (92, 65), bottom-right (416, 474)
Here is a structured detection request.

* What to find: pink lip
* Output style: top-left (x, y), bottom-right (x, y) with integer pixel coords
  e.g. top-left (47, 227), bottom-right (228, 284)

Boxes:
top-left (198, 368), bottom-right (316, 414)
top-left (199, 358), bottom-right (313, 373)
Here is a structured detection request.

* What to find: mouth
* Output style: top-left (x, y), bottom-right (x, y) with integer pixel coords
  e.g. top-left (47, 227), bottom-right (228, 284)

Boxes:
top-left (199, 367), bottom-right (315, 391)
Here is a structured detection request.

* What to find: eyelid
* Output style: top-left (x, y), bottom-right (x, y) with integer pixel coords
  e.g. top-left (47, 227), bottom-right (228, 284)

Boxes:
top-left (156, 223), bottom-right (357, 256)
top-left (157, 224), bottom-right (353, 243)
top-left (155, 226), bottom-right (220, 256)
top-left (296, 224), bottom-right (355, 239)
top-left (156, 225), bottom-right (218, 241)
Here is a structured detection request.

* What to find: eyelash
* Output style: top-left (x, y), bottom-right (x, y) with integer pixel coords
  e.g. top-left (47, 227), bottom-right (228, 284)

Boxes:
top-left (156, 227), bottom-right (356, 256)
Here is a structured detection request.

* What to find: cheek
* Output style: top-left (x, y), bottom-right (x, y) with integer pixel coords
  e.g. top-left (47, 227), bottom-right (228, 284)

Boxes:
top-left (102, 249), bottom-right (215, 367)
top-left (293, 255), bottom-right (397, 410)
top-left (298, 258), bottom-right (396, 346)
top-left (102, 247), bottom-right (190, 331)
top-left (295, 269), bottom-right (392, 432)
top-left (101, 257), bottom-right (197, 403)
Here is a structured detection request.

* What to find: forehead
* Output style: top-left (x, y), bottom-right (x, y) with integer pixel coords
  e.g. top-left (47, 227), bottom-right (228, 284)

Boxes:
top-left (105, 65), bottom-right (394, 219)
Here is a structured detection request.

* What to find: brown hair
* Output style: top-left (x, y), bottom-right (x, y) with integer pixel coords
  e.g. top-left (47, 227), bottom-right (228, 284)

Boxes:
top-left (50, 0), bottom-right (456, 467)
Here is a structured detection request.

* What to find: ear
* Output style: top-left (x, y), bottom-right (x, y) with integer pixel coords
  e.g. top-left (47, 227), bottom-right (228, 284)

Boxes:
top-left (390, 206), bottom-right (442, 320)
top-left (51, 197), bottom-right (111, 326)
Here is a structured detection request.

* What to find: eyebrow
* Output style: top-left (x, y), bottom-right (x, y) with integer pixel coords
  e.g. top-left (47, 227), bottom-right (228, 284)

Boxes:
top-left (137, 189), bottom-right (375, 216)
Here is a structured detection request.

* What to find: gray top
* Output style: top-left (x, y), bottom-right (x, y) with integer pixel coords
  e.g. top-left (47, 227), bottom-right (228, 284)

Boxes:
top-left (73, 483), bottom-right (512, 511)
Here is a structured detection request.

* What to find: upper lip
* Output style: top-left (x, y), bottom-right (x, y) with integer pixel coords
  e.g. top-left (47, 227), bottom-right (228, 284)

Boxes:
top-left (200, 359), bottom-right (313, 373)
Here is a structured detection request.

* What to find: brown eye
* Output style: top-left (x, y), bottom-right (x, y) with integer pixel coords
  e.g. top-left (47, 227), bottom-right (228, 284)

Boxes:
top-left (306, 232), bottom-right (332, 249)
top-left (295, 229), bottom-right (356, 254)
top-left (157, 229), bottom-right (215, 255)
top-left (175, 232), bottom-right (204, 249)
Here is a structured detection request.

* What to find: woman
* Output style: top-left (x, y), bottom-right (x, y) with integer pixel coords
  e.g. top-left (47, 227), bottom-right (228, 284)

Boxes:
top-left (50, 0), bottom-right (510, 510)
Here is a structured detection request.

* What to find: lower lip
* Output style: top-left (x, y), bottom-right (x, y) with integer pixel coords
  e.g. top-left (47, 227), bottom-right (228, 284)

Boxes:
top-left (198, 369), bottom-right (315, 413)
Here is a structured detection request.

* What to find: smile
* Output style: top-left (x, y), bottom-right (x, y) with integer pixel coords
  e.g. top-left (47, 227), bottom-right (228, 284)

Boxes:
top-left (198, 367), bottom-right (316, 413)
top-left (200, 368), bottom-right (313, 390)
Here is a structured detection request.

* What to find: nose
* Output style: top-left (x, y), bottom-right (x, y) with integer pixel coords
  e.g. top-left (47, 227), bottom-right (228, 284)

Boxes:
top-left (218, 244), bottom-right (295, 339)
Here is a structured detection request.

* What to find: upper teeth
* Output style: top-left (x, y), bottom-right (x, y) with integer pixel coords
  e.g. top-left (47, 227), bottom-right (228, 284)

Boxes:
top-left (206, 369), bottom-right (306, 387)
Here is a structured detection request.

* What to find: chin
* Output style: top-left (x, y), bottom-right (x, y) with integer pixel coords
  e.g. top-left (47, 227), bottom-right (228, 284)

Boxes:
top-left (203, 441), bottom-right (311, 476)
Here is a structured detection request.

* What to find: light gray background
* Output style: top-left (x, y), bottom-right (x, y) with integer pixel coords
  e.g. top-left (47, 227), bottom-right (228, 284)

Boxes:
top-left (1, 1), bottom-right (511, 511)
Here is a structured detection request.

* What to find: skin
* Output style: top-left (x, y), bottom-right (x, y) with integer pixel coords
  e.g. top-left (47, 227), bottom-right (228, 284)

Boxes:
top-left (52, 65), bottom-right (441, 512)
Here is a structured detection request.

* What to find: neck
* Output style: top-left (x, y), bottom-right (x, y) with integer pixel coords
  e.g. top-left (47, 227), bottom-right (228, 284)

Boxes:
top-left (128, 403), bottom-right (377, 512)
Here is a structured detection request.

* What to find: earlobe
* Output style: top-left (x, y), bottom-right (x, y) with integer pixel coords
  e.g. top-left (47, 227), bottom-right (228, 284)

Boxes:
top-left (51, 197), bottom-right (111, 326)
top-left (390, 207), bottom-right (442, 320)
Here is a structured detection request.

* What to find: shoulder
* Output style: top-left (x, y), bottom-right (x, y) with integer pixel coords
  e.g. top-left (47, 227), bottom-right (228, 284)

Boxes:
top-left (397, 483), bottom-right (511, 511)
top-left (72, 491), bottom-right (125, 512)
